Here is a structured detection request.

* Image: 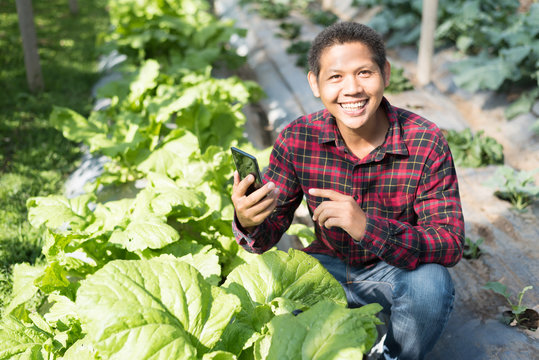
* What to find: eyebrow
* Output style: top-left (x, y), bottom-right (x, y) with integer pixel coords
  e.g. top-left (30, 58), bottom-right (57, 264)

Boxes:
top-left (324, 64), bottom-right (376, 73)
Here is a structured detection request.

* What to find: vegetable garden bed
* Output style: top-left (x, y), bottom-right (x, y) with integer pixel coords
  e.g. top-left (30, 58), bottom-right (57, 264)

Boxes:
top-left (1, 0), bottom-right (537, 359)
top-left (0, 1), bottom-right (384, 358)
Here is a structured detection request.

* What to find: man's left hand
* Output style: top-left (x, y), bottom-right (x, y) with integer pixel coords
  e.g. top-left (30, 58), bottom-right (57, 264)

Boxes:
top-left (309, 188), bottom-right (367, 241)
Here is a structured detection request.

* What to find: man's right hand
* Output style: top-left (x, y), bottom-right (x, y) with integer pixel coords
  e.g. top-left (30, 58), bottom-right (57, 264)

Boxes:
top-left (231, 171), bottom-right (280, 232)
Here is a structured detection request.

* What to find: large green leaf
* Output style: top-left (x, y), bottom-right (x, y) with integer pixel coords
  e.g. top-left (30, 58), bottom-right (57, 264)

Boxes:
top-left (105, 187), bottom-right (181, 252)
top-left (109, 215), bottom-right (179, 252)
top-left (26, 195), bottom-right (94, 231)
top-left (224, 249), bottom-right (347, 309)
top-left (143, 241), bottom-right (222, 286)
top-left (49, 106), bottom-right (104, 144)
top-left (254, 301), bottom-right (382, 360)
top-left (85, 198), bottom-right (134, 235)
top-left (147, 172), bottom-right (209, 219)
top-left (137, 131), bottom-right (199, 178)
top-left (43, 294), bottom-right (78, 325)
top-left (75, 258), bottom-right (240, 359)
top-left (202, 351), bottom-right (237, 360)
top-left (62, 338), bottom-right (98, 360)
top-left (128, 59), bottom-right (161, 106)
top-left (4, 263), bottom-right (43, 315)
top-left (0, 316), bottom-right (50, 360)
top-left (34, 261), bottom-right (71, 294)
top-left (219, 249), bottom-right (347, 354)
top-left (452, 53), bottom-right (513, 92)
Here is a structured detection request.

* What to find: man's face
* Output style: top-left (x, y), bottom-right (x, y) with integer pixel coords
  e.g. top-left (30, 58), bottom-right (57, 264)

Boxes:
top-left (308, 41), bottom-right (390, 133)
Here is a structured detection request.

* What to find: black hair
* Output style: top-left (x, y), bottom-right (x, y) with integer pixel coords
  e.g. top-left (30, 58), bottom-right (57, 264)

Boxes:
top-left (308, 22), bottom-right (387, 78)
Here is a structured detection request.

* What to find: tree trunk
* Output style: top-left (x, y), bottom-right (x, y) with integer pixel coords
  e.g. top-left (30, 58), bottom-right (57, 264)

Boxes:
top-left (417, 0), bottom-right (438, 86)
top-left (68, 0), bottom-right (78, 14)
top-left (15, 0), bottom-right (44, 92)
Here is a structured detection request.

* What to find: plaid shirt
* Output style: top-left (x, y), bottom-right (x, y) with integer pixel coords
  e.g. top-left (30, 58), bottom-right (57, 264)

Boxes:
top-left (233, 98), bottom-right (464, 270)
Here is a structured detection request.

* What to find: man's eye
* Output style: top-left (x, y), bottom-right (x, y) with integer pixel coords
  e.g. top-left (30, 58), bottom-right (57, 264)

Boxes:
top-left (359, 71), bottom-right (371, 77)
top-left (329, 74), bottom-right (341, 80)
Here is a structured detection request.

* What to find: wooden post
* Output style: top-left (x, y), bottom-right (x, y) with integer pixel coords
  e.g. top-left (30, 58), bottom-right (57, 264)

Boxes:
top-left (15, 0), bottom-right (44, 92)
top-left (417, 0), bottom-right (438, 86)
top-left (68, 0), bottom-right (79, 14)
top-left (322, 0), bottom-right (333, 11)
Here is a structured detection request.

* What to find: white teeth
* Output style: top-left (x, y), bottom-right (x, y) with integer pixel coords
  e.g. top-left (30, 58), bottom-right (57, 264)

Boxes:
top-left (341, 100), bottom-right (367, 110)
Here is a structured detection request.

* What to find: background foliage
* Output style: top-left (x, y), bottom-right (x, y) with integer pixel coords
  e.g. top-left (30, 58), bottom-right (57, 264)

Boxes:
top-left (353, 0), bottom-right (539, 119)
top-left (0, 0), bottom-right (109, 309)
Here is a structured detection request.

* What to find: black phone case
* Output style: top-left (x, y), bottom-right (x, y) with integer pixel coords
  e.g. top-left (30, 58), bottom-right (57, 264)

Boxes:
top-left (231, 147), bottom-right (262, 195)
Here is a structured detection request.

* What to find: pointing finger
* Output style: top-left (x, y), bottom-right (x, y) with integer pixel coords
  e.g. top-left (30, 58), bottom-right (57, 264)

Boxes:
top-left (308, 188), bottom-right (345, 200)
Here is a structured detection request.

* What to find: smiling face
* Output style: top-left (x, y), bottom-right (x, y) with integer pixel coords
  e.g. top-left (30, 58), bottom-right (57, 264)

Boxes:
top-left (308, 41), bottom-right (390, 137)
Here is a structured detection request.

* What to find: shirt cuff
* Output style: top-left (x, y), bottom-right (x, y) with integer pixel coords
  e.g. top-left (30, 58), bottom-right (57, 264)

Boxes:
top-left (358, 213), bottom-right (416, 269)
top-left (232, 214), bottom-right (264, 253)
top-left (361, 214), bottom-right (392, 256)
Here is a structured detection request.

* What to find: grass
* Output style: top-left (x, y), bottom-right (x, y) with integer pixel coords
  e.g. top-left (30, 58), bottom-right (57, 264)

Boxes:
top-left (0, 0), bottom-right (109, 310)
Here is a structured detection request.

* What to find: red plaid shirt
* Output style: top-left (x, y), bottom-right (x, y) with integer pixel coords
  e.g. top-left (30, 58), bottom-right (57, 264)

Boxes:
top-left (233, 98), bottom-right (464, 270)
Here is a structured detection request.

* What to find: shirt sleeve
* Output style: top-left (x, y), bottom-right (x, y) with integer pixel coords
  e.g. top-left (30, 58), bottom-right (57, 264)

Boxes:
top-left (356, 136), bottom-right (465, 270)
top-left (232, 127), bottom-right (304, 253)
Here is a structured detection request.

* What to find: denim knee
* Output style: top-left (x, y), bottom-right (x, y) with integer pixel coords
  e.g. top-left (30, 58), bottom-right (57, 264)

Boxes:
top-left (394, 263), bottom-right (455, 320)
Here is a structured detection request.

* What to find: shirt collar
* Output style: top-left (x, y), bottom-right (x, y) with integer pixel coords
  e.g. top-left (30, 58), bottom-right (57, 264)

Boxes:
top-left (318, 97), bottom-right (409, 159)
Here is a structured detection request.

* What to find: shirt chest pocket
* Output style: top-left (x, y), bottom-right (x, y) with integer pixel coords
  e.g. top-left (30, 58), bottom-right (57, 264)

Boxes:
top-left (378, 193), bottom-right (416, 222)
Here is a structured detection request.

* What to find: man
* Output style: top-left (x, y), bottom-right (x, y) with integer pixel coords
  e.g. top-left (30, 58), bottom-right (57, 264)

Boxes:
top-left (231, 21), bottom-right (464, 360)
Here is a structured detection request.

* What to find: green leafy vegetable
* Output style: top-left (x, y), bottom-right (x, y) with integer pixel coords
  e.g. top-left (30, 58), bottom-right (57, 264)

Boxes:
top-left (3, 2), bottom-right (384, 358)
top-left (285, 223), bottom-right (314, 247)
top-left (3, 263), bottom-right (43, 319)
top-left (385, 66), bottom-right (413, 94)
top-left (483, 281), bottom-right (535, 328)
top-left (463, 237), bottom-right (484, 260)
top-left (219, 249), bottom-right (348, 354)
top-left (254, 301), bottom-right (382, 360)
top-left (444, 129), bottom-right (504, 168)
top-left (105, 0), bottom-right (244, 66)
top-left (485, 166), bottom-right (539, 210)
top-left (76, 258), bottom-right (241, 359)
top-left (224, 249), bottom-right (347, 309)
top-left (0, 315), bottom-right (51, 359)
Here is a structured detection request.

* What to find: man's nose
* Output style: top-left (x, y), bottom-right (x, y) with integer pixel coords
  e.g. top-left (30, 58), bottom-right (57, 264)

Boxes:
top-left (342, 75), bottom-right (362, 94)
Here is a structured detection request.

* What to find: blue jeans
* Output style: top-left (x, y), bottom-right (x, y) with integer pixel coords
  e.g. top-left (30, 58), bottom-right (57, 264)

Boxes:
top-left (310, 254), bottom-right (454, 360)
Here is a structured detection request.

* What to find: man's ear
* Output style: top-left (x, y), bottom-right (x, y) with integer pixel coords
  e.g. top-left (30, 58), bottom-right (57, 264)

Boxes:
top-left (383, 61), bottom-right (391, 88)
top-left (307, 71), bottom-right (320, 98)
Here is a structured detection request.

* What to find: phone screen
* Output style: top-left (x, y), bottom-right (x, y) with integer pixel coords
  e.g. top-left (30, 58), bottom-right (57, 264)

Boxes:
top-left (231, 147), bottom-right (263, 195)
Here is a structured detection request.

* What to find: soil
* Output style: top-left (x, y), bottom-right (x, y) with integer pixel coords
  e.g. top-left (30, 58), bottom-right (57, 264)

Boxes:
top-left (503, 309), bottom-right (539, 331)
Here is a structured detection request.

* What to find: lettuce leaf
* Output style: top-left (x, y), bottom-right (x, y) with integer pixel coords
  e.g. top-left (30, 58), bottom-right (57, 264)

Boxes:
top-left (4, 263), bottom-right (43, 316)
top-left (224, 249), bottom-right (347, 309)
top-left (254, 301), bottom-right (382, 360)
top-left (218, 249), bottom-right (347, 354)
top-left (26, 194), bottom-right (95, 232)
top-left (0, 316), bottom-right (50, 359)
top-left (75, 258), bottom-right (240, 359)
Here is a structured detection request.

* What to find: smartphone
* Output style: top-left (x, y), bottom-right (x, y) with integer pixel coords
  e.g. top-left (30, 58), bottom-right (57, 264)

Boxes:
top-left (231, 147), bottom-right (263, 195)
